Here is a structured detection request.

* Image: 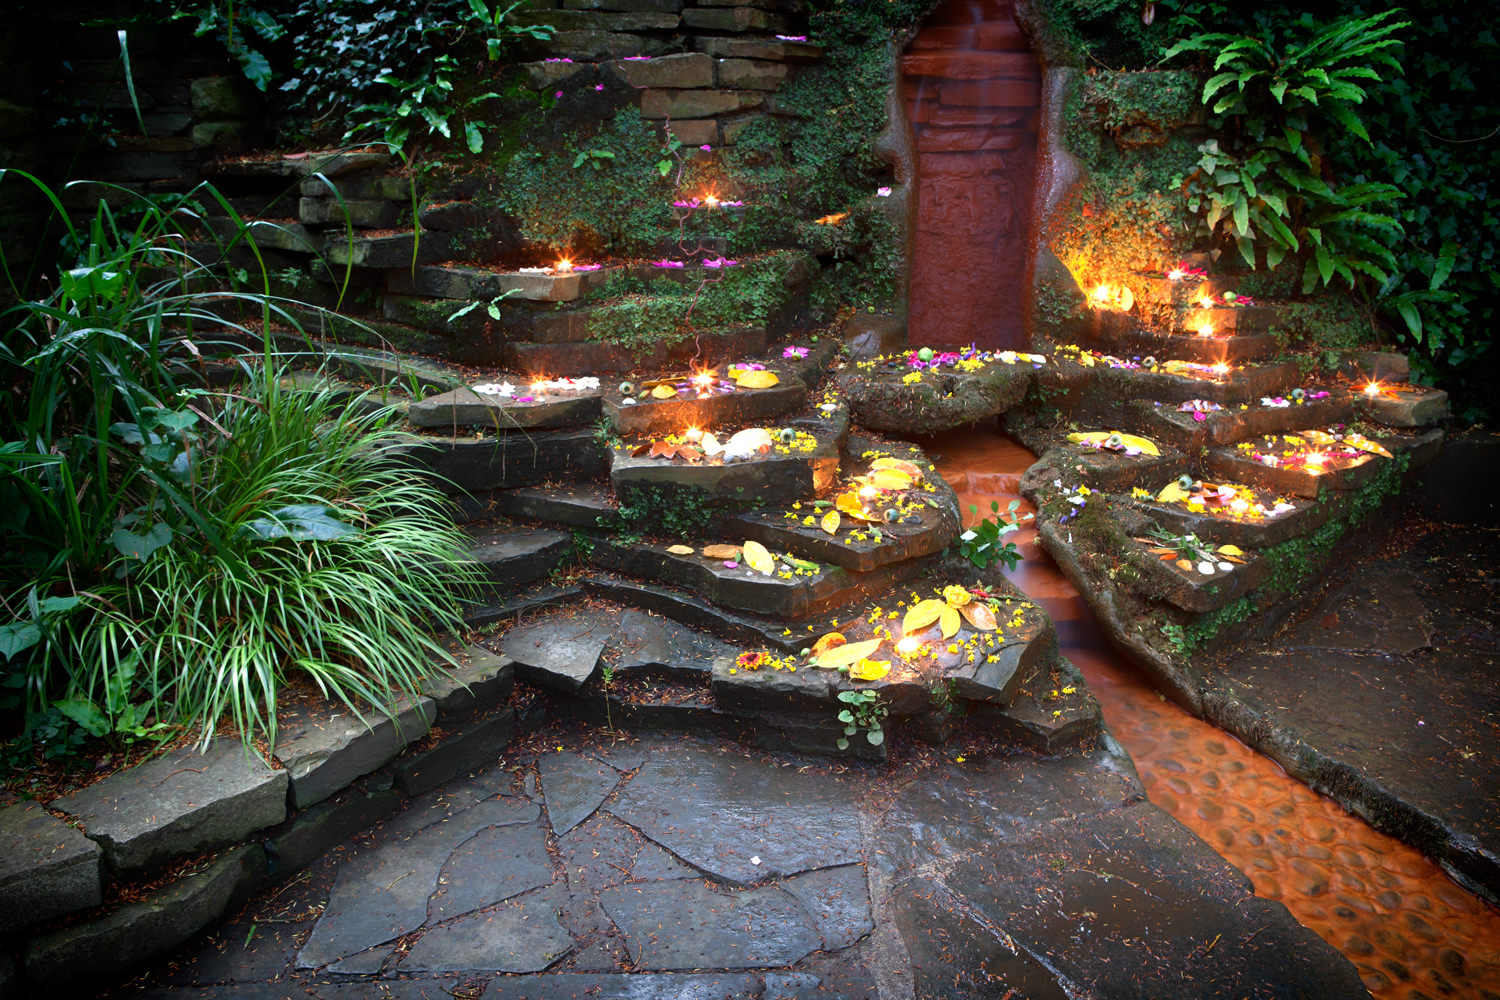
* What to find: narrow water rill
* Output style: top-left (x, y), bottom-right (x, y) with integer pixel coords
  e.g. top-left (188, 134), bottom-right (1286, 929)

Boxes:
top-left (903, 0), bottom-right (1040, 349)
top-left (928, 427), bottom-right (1500, 1000)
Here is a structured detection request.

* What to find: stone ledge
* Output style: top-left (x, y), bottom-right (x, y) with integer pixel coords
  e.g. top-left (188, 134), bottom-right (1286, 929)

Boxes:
top-left (273, 697), bottom-right (436, 811)
top-left (0, 803), bottom-right (102, 934)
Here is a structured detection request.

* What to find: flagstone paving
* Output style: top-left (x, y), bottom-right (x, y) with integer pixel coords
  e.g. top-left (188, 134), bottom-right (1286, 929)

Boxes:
top-left (127, 730), bottom-right (1366, 999)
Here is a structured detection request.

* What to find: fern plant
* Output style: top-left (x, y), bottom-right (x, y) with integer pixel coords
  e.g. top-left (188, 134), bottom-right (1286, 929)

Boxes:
top-left (1166, 10), bottom-right (1411, 295)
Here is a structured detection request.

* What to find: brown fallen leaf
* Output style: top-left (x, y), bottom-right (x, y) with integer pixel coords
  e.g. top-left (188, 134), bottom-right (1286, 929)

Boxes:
top-left (959, 602), bottom-right (997, 631)
top-left (701, 544), bottom-right (741, 560)
top-left (666, 544), bottom-right (695, 556)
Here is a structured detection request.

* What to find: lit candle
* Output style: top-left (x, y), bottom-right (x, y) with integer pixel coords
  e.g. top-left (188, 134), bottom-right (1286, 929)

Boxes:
top-left (1230, 497), bottom-right (1249, 514)
top-left (530, 379), bottom-right (547, 396)
top-left (554, 258), bottom-right (574, 274)
top-left (1194, 320), bottom-right (1215, 337)
top-left (859, 486), bottom-right (878, 502)
top-left (1167, 267), bottom-right (1186, 281)
top-left (683, 426), bottom-right (703, 444)
top-left (1090, 284), bottom-right (1111, 305)
top-left (1363, 381), bottom-right (1382, 397)
top-left (1211, 362), bottom-right (1230, 377)
top-left (1305, 451), bottom-right (1326, 472)
top-left (896, 636), bottom-right (921, 657)
top-left (703, 194), bottom-right (720, 208)
top-left (1196, 293), bottom-right (1214, 309)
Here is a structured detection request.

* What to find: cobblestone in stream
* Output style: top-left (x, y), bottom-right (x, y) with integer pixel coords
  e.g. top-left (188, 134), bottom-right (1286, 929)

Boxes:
top-left (930, 428), bottom-right (1500, 1000)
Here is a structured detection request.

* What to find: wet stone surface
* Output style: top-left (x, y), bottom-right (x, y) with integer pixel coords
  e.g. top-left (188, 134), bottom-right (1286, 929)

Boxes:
top-left (123, 728), bottom-right (1365, 998)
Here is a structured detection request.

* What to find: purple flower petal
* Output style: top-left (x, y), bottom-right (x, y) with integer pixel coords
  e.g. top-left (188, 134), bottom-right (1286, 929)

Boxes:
top-left (723, 560), bottom-right (739, 568)
top-left (776, 34), bottom-right (808, 41)
top-left (700, 144), bottom-right (712, 151)
top-left (652, 259), bottom-right (685, 268)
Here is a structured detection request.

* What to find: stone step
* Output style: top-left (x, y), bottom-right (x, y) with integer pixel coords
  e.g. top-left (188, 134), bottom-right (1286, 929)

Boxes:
top-left (201, 150), bottom-right (391, 181)
top-left (1355, 382), bottom-right (1450, 427)
top-left (1128, 272), bottom-right (1239, 307)
top-left (1204, 434), bottom-right (1393, 500)
top-left (1093, 325), bottom-right (1280, 364)
top-left (604, 367), bottom-right (809, 437)
top-left (1021, 438), bottom-right (1190, 495)
top-left (608, 407), bottom-right (848, 507)
top-left (1044, 352), bottom-right (1301, 408)
top-left (1122, 480), bottom-right (1328, 549)
top-left (1121, 527), bottom-right (1270, 615)
top-left (900, 51), bottom-right (1040, 81)
top-left (1140, 391), bottom-right (1354, 453)
top-left (386, 262), bottom-right (622, 303)
top-left (492, 482), bottom-right (619, 529)
top-left (465, 525), bottom-right (574, 589)
top-left (401, 426), bottom-right (607, 494)
top-left (586, 533), bottom-right (924, 619)
top-left (840, 348), bottom-right (1038, 435)
top-left (732, 437), bottom-right (960, 573)
top-left (507, 324), bottom-right (770, 376)
top-left (409, 382), bottom-right (605, 431)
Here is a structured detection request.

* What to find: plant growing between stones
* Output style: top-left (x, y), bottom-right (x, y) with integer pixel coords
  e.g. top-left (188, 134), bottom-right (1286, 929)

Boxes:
top-left (955, 500), bottom-right (1029, 571)
top-left (836, 689), bottom-right (886, 750)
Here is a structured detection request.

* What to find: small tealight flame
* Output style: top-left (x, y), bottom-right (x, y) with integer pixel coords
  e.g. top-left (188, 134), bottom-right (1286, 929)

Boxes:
top-left (1305, 451), bottom-right (1327, 471)
top-left (554, 258), bottom-right (574, 274)
top-left (530, 379), bottom-right (547, 395)
top-left (1167, 267), bottom-right (1186, 281)
top-left (693, 372), bottom-right (715, 386)
top-left (703, 194), bottom-right (720, 208)
top-left (1196, 293), bottom-right (1215, 309)
top-left (1090, 284), bottom-right (1112, 304)
top-left (1211, 362), bottom-right (1230, 376)
top-left (1363, 380), bottom-right (1382, 397)
top-left (1230, 497), bottom-right (1249, 514)
top-left (858, 485), bottom-right (878, 501)
top-left (683, 426), bottom-right (703, 444)
top-left (1194, 320), bottom-right (1215, 337)
top-left (896, 636), bottom-right (922, 656)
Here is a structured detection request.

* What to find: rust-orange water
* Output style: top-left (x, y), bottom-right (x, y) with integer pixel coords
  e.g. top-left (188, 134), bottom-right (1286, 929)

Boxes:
top-left (925, 428), bottom-right (1500, 1000)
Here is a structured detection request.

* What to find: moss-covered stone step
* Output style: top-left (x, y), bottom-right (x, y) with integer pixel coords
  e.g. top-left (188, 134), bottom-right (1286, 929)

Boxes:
top-left (604, 370), bottom-right (808, 437)
top-left (839, 352), bottom-right (1036, 434)
top-left (1204, 436), bottom-right (1389, 499)
top-left (401, 427), bottom-right (606, 494)
top-left (1128, 272), bottom-right (1238, 307)
top-left (492, 482), bottom-right (618, 529)
top-left (202, 150), bottom-right (390, 181)
top-left (409, 383), bottom-right (604, 430)
top-left (586, 533), bottom-right (923, 619)
top-left (608, 410), bottom-right (846, 505)
top-left (465, 525), bottom-right (574, 589)
top-left (312, 347), bottom-right (468, 393)
top-left (732, 438), bottom-right (960, 573)
top-left (1353, 383), bottom-right (1450, 427)
top-left (506, 324), bottom-right (770, 376)
top-left (1140, 392), bottom-right (1354, 453)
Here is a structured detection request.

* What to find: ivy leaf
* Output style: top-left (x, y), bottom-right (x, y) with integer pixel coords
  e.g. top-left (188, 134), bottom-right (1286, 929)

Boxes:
top-left (657, 159), bottom-right (671, 176)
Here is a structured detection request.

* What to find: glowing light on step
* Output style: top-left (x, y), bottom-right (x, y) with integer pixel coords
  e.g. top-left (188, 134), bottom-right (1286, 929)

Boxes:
top-left (1089, 283), bottom-right (1134, 312)
top-left (530, 379), bottom-right (547, 395)
top-left (554, 258), bottom-right (573, 274)
top-left (1210, 362), bottom-right (1230, 377)
top-left (896, 636), bottom-right (922, 657)
top-left (1305, 451), bottom-right (1327, 472)
top-left (1167, 267), bottom-right (1186, 281)
top-left (1196, 292), bottom-right (1215, 309)
top-left (683, 426), bottom-right (703, 444)
top-left (703, 193), bottom-right (720, 208)
top-left (1193, 318), bottom-right (1215, 337)
top-left (1363, 380), bottom-right (1383, 397)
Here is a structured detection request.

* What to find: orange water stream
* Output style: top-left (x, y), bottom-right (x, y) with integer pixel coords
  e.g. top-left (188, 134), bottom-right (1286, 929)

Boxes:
top-left (925, 428), bottom-right (1500, 1000)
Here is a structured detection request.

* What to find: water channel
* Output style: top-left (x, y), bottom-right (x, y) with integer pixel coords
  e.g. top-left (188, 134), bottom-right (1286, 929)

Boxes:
top-left (923, 427), bottom-right (1500, 1000)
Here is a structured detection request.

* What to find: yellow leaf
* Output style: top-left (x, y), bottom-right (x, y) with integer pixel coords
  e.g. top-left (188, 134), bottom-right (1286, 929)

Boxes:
top-left (835, 492), bottom-right (880, 522)
top-left (813, 638), bottom-right (882, 669)
top-left (651, 384), bottom-right (677, 399)
top-left (1156, 482), bottom-right (1188, 503)
top-left (870, 457), bottom-right (924, 480)
top-left (1216, 544), bottom-right (1244, 556)
top-left (1301, 429), bottom-right (1338, 446)
top-left (821, 510), bottom-right (841, 536)
top-left (959, 602), bottom-right (997, 631)
top-left (1344, 432), bottom-right (1393, 459)
top-left (742, 539), bottom-right (775, 576)
top-left (849, 659), bottom-right (891, 682)
top-left (666, 544), bottom-right (695, 556)
top-left (811, 632), bottom-right (846, 657)
top-left (939, 605), bottom-right (961, 639)
top-left (868, 469), bottom-right (914, 491)
top-left (1176, 558), bottom-right (1194, 571)
top-left (903, 598), bottom-right (948, 635)
top-left (1117, 434), bottom-right (1160, 456)
top-left (732, 369), bottom-right (780, 389)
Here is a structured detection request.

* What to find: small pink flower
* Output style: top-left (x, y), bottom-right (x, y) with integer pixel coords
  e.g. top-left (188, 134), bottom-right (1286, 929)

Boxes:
top-left (653, 259), bottom-right (685, 268)
top-left (776, 34), bottom-right (807, 41)
top-left (723, 560), bottom-right (739, 569)
top-left (700, 144), bottom-right (712, 151)
top-left (595, 84), bottom-right (604, 91)
top-left (702, 257), bottom-right (738, 268)
top-left (554, 90), bottom-right (563, 98)
top-left (783, 346), bottom-right (809, 358)
top-left (623, 55), bottom-right (651, 61)
top-left (544, 58), bottom-right (573, 63)
top-left (877, 186), bottom-right (892, 197)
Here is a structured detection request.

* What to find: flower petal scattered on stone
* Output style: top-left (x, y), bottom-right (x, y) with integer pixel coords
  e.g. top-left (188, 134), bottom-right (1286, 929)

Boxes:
top-left (877, 186), bottom-right (892, 197)
top-left (783, 346), bottom-right (810, 358)
top-left (776, 34), bottom-right (807, 41)
top-left (653, 259), bottom-right (685, 268)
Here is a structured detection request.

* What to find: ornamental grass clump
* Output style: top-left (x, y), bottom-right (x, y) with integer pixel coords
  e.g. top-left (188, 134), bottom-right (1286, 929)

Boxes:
top-left (0, 172), bottom-right (478, 757)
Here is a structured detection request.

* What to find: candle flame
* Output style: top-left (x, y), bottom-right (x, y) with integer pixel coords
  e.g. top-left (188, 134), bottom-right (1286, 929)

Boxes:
top-left (1211, 362), bottom-right (1230, 376)
top-left (554, 258), bottom-right (573, 274)
top-left (896, 637), bottom-right (921, 656)
top-left (814, 211), bottom-right (849, 225)
top-left (1230, 497), bottom-right (1249, 513)
top-left (1363, 380), bottom-right (1382, 397)
top-left (1193, 319), bottom-right (1215, 337)
top-left (1090, 284), bottom-right (1111, 304)
top-left (1305, 451), bottom-right (1327, 470)
top-left (1167, 267), bottom-right (1186, 281)
top-left (703, 194), bottom-right (720, 208)
top-left (858, 485), bottom-right (878, 501)
top-left (1196, 293), bottom-right (1215, 309)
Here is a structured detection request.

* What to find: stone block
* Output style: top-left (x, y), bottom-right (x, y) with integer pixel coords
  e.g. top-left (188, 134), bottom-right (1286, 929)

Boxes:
top-left (695, 36), bottom-right (823, 61)
top-left (300, 173), bottom-right (411, 200)
top-left (522, 59), bottom-right (591, 90)
top-left (23, 845), bottom-right (265, 985)
top-left (843, 312), bottom-right (905, 359)
top-left (298, 196), bottom-right (404, 228)
top-left (0, 803), bottom-right (101, 933)
top-left (716, 58), bottom-right (788, 90)
top-left (720, 115), bottom-right (765, 144)
top-left (392, 708), bottom-right (518, 796)
top-left (52, 740), bottom-right (287, 874)
top-left (608, 52), bottom-right (714, 89)
top-left (547, 30), bottom-right (654, 61)
top-left (273, 697), bottom-right (436, 810)
top-left (423, 644), bottom-right (517, 720)
top-left (191, 120), bottom-right (263, 155)
top-left (564, 0), bottom-right (681, 9)
top-left (603, 10), bottom-right (680, 28)
top-left (386, 264), bottom-right (498, 300)
top-left (403, 428), bottom-right (608, 493)
top-left (265, 776), bottom-right (403, 878)
top-left (322, 231), bottom-right (422, 268)
top-left (1357, 385), bottom-right (1450, 427)
top-left (681, 6), bottom-right (788, 32)
top-left (665, 119), bottom-right (720, 146)
top-left (189, 76), bottom-right (261, 119)
top-left (639, 88), bottom-right (763, 119)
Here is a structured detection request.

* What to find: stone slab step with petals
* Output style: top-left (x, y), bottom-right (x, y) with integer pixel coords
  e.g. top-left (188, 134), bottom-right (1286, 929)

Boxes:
top-left (1204, 436), bottom-right (1389, 500)
top-left (1140, 392), bottom-right (1354, 452)
top-left (732, 438), bottom-right (960, 573)
top-left (1095, 325), bottom-right (1280, 364)
top-left (1354, 382), bottom-right (1450, 427)
top-left (408, 383), bottom-right (603, 430)
top-left (605, 370), bottom-right (807, 438)
top-left (492, 481), bottom-right (618, 528)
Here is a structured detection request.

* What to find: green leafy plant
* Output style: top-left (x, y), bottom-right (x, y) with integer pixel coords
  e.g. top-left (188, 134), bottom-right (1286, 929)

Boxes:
top-left (1166, 10), bottom-right (1409, 292)
top-left (955, 500), bottom-right (1029, 571)
top-left (836, 689), bottom-right (886, 750)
